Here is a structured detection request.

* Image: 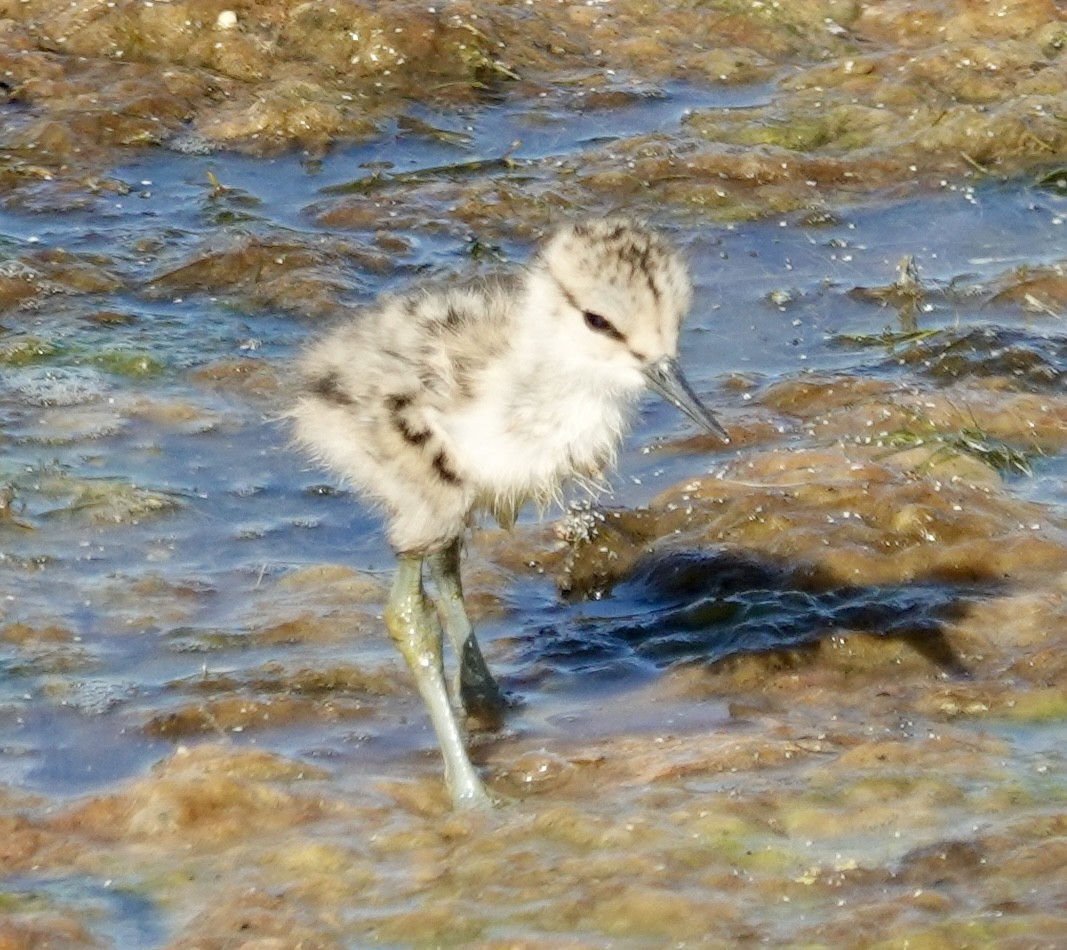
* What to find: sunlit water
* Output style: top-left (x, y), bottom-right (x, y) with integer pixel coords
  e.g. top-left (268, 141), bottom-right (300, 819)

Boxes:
top-left (1, 79), bottom-right (1067, 819)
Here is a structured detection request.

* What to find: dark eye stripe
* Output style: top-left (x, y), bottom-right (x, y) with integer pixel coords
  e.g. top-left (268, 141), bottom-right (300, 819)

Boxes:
top-left (583, 310), bottom-right (624, 341)
top-left (554, 276), bottom-right (628, 344)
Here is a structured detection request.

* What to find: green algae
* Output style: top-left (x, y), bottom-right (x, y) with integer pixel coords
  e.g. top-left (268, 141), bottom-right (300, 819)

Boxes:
top-left (0, 337), bottom-right (63, 366)
top-left (0, 890), bottom-right (49, 912)
top-left (90, 351), bottom-right (167, 378)
top-left (878, 419), bottom-right (1037, 478)
top-left (0, 339), bottom-right (167, 378)
top-left (43, 481), bottom-right (181, 525)
top-left (0, 464), bottom-right (182, 527)
top-left (1002, 688), bottom-right (1067, 723)
top-left (836, 328), bottom-right (942, 349)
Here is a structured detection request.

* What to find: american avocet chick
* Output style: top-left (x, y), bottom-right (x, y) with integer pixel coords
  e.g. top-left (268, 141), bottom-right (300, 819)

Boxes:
top-left (292, 218), bottom-right (727, 809)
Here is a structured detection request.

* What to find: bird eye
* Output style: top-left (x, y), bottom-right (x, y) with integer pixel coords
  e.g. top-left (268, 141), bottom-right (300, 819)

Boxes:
top-left (583, 310), bottom-right (622, 340)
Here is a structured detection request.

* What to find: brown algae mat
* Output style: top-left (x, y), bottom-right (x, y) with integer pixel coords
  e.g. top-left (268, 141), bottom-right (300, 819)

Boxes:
top-left (1, 0), bottom-right (1067, 947)
top-left (0, 0), bottom-right (1066, 219)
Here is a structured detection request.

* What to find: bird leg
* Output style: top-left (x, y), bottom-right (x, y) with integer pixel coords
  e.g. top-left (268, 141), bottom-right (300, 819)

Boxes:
top-left (427, 538), bottom-right (509, 727)
top-left (384, 553), bottom-right (493, 810)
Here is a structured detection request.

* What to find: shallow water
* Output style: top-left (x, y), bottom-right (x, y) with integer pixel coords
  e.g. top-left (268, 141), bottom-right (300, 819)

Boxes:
top-left (2, 82), bottom-right (1067, 790)
top-left (3, 77), bottom-right (1067, 945)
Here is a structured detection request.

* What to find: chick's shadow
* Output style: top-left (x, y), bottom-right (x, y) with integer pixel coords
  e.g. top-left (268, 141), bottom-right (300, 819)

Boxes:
top-left (511, 547), bottom-right (990, 689)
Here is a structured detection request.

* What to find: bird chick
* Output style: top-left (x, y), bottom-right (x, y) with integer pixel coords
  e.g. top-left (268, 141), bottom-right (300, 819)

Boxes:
top-left (292, 218), bottom-right (727, 809)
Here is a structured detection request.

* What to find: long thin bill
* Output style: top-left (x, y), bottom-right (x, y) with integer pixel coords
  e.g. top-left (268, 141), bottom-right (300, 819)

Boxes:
top-left (643, 356), bottom-right (729, 442)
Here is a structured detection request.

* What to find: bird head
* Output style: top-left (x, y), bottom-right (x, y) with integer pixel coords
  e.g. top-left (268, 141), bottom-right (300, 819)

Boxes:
top-left (529, 218), bottom-right (727, 440)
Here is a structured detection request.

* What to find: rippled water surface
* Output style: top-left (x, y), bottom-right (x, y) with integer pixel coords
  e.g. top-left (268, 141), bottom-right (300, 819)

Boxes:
top-left (3, 77), bottom-right (1067, 945)
top-left (2, 82), bottom-right (1067, 799)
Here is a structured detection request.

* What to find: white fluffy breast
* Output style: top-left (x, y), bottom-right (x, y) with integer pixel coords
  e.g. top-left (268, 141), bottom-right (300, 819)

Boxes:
top-left (443, 358), bottom-right (639, 503)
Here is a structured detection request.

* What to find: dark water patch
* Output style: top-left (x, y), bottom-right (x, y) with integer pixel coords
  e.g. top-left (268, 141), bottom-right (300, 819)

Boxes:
top-left (518, 548), bottom-right (976, 688)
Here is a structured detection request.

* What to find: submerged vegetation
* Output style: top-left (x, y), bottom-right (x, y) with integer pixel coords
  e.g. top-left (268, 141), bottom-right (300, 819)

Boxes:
top-left (0, 0), bottom-right (1066, 946)
top-left (877, 416), bottom-right (1038, 478)
top-left (0, 0), bottom-right (1065, 220)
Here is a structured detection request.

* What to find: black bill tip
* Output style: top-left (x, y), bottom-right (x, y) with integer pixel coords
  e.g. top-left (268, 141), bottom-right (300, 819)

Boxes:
top-left (642, 356), bottom-right (729, 443)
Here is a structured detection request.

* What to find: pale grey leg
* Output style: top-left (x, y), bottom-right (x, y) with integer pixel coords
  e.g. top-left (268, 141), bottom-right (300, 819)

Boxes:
top-left (427, 538), bottom-right (508, 722)
top-left (384, 553), bottom-right (493, 810)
